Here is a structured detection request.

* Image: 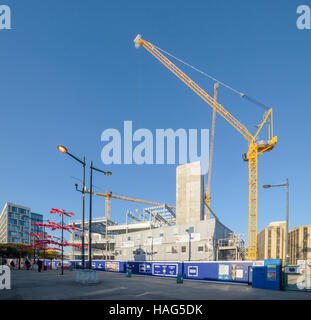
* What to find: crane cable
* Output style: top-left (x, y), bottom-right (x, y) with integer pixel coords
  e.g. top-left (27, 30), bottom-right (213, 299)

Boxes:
top-left (152, 44), bottom-right (269, 111)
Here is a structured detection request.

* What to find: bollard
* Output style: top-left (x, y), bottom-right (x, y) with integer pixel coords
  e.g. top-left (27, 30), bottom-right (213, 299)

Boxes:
top-left (177, 273), bottom-right (183, 284)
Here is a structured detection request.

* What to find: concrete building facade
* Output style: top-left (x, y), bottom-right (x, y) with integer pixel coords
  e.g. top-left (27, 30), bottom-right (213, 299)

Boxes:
top-left (176, 161), bottom-right (204, 225)
top-left (257, 221), bottom-right (286, 261)
top-left (69, 217), bottom-right (233, 262)
top-left (0, 202), bottom-right (43, 244)
top-left (69, 161), bottom-right (236, 262)
top-left (114, 218), bottom-right (232, 261)
top-left (289, 225), bottom-right (311, 264)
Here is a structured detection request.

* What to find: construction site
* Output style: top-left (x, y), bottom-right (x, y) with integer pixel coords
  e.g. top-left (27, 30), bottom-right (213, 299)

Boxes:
top-left (69, 161), bottom-right (244, 262)
top-left (69, 35), bottom-right (277, 264)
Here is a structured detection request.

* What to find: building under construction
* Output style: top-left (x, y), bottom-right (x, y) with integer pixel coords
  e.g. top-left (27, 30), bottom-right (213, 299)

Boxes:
top-left (69, 161), bottom-right (245, 262)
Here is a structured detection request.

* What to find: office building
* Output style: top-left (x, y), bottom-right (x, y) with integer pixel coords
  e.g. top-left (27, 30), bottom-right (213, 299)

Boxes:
top-left (0, 202), bottom-right (43, 244)
top-left (257, 221), bottom-right (287, 260)
top-left (289, 225), bottom-right (311, 264)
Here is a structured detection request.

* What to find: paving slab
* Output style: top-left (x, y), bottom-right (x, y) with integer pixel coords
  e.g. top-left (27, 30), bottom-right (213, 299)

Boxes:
top-left (0, 269), bottom-right (310, 300)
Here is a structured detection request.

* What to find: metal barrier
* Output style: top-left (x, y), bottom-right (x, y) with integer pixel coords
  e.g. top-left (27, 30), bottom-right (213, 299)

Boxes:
top-left (283, 265), bottom-right (311, 292)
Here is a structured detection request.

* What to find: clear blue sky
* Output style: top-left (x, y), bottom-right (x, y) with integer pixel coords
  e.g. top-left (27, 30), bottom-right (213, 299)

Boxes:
top-left (1, 0), bottom-right (310, 244)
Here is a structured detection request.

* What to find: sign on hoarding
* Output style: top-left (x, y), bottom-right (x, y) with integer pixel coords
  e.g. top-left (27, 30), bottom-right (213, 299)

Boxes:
top-left (284, 266), bottom-right (300, 274)
top-left (253, 260), bottom-right (264, 267)
top-left (267, 265), bottom-right (277, 281)
top-left (236, 269), bottom-right (244, 279)
top-left (218, 264), bottom-right (230, 280)
top-left (152, 263), bottom-right (178, 277)
top-left (105, 261), bottom-right (119, 272)
top-left (139, 263), bottom-right (151, 273)
top-left (187, 266), bottom-right (198, 277)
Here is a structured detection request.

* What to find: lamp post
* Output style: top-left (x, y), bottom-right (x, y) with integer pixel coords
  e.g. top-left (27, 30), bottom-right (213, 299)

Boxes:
top-left (41, 219), bottom-right (49, 271)
top-left (88, 161), bottom-right (112, 269)
top-left (263, 179), bottom-right (289, 265)
top-left (60, 212), bottom-right (64, 275)
top-left (57, 145), bottom-right (86, 269)
top-left (185, 227), bottom-right (194, 261)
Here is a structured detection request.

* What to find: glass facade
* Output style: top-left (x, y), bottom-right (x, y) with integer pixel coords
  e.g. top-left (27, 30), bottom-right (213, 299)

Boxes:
top-left (6, 205), bottom-right (43, 244)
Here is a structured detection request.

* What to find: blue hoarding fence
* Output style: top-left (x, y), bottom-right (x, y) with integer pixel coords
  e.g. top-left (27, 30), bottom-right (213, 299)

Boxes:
top-left (69, 260), bottom-right (252, 284)
top-left (183, 261), bottom-right (252, 283)
top-left (67, 259), bottom-right (282, 290)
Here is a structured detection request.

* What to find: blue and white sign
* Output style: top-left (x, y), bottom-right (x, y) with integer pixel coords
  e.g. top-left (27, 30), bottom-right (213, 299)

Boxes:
top-left (218, 263), bottom-right (230, 280)
top-left (188, 266), bottom-right (198, 277)
top-left (97, 263), bottom-right (104, 270)
top-left (139, 264), bottom-right (146, 273)
top-left (152, 263), bottom-right (178, 277)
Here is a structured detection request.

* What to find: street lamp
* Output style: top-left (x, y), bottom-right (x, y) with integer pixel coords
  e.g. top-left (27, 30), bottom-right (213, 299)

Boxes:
top-left (57, 145), bottom-right (86, 269)
top-left (185, 227), bottom-right (194, 261)
top-left (263, 179), bottom-right (289, 265)
top-left (88, 161), bottom-right (111, 269)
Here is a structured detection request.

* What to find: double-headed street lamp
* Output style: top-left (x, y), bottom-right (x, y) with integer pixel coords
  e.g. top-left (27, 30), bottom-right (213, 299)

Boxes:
top-left (88, 161), bottom-right (111, 269)
top-left (185, 227), bottom-right (194, 262)
top-left (57, 145), bottom-right (86, 269)
top-left (263, 179), bottom-right (289, 265)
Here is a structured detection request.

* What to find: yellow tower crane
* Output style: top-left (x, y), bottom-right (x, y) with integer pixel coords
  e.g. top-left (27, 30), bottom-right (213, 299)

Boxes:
top-left (134, 34), bottom-right (277, 260)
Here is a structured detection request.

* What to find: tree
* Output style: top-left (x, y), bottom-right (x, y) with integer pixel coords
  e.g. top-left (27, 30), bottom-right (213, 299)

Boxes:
top-left (39, 250), bottom-right (59, 260)
top-left (0, 243), bottom-right (33, 268)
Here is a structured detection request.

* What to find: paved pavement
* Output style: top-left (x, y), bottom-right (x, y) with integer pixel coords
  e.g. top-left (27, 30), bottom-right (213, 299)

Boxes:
top-left (0, 269), bottom-right (310, 300)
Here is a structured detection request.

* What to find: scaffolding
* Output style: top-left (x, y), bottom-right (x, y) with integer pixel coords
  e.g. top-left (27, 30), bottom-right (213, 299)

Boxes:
top-left (216, 233), bottom-right (246, 261)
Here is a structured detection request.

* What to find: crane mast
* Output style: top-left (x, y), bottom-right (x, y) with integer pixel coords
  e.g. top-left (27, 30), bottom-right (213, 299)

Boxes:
top-left (205, 82), bottom-right (218, 219)
top-left (134, 34), bottom-right (277, 260)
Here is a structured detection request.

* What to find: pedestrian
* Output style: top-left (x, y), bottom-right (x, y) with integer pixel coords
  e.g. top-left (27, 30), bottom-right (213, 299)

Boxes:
top-left (10, 260), bottom-right (15, 269)
top-left (25, 259), bottom-right (30, 270)
top-left (37, 258), bottom-right (42, 272)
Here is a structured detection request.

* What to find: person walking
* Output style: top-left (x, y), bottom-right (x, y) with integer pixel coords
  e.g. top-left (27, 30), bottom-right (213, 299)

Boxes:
top-left (10, 260), bottom-right (15, 269)
top-left (37, 259), bottom-right (42, 272)
top-left (25, 259), bottom-right (31, 270)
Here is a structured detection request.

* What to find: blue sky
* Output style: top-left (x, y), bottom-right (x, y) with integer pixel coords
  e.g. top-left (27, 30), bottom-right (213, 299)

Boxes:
top-left (1, 0), bottom-right (310, 244)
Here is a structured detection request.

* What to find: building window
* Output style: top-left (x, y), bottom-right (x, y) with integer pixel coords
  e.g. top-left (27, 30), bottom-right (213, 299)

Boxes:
top-left (172, 246), bottom-right (178, 254)
top-left (198, 246), bottom-right (204, 252)
top-left (181, 246), bottom-right (186, 253)
top-left (127, 236), bottom-right (131, 241)
top-left (160, 233), bottom-right (164, 237)
top-left (8, 219), bottom-right (17, 225)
